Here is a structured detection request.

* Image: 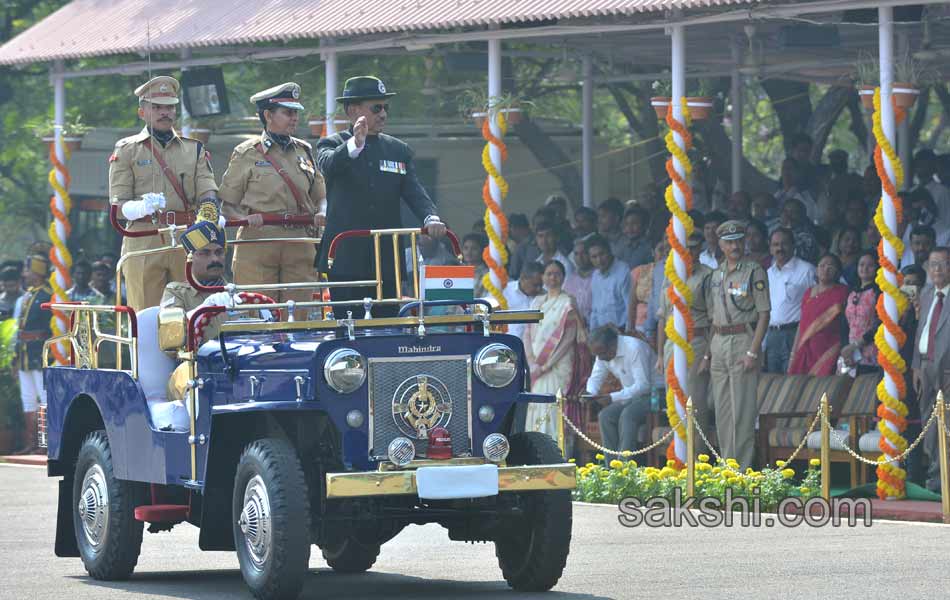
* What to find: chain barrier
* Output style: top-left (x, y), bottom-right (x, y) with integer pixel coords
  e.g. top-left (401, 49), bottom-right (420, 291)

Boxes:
top-left (691, 418), bottom-right (726, 465)
top-left (554, 402), bottom-right (675, 457)
top-left (823, 399), bottom-right (939, 467)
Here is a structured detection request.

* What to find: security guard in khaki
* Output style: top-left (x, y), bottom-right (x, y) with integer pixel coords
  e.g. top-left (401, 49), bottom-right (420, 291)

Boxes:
top-left (109, 75), bottom-right (219, 311)
top-left (703, 220), bottom-right (770, 469)
top-left (219, 82), bottom-right (326, 320)
top-left (656, 231), bottom-right (714, 434)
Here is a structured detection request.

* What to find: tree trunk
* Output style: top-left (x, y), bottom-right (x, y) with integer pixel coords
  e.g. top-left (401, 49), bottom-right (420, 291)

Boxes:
top-left (807, 85), bottom-right (853, 161)
top-left (694, 117), bottom-right (777, 195)
top-left (512, 119), bottom-right (583, 208)
top-left (761, 80), bottom-right (813, 151)
top-left (605, 82), bottom-right (666, 183)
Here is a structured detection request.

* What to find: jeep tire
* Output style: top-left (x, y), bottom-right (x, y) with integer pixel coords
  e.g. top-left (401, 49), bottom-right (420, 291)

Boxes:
top-left (233, 438), bottom-right (311, 600)
top-left (321, 536), bottom-right (381, 573)
top-left (494, 432), bottom-right (571, 591)
top-left (72, 430), bottom-right (143, 580)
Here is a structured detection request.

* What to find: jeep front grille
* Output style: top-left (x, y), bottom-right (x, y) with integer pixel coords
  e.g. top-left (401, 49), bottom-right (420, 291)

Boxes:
top-left (367, 355), bottom-right (472, 459)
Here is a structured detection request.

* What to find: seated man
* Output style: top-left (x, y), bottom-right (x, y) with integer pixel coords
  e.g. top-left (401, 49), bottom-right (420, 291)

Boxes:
top-left (158, 202), bottom-right (241, 430)
top-left (584, 325), bottom-right (655, 459)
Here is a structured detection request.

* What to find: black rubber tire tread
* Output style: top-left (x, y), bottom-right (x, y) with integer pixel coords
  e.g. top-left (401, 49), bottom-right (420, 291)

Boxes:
top-left (72, 430), bottom-right (143, 580)
top-left (494, 432), bottom-right (572, 592)
top-left (232, 437), bottom-right (311, 600)
top-left (321, 536), bottom-right (381, 573)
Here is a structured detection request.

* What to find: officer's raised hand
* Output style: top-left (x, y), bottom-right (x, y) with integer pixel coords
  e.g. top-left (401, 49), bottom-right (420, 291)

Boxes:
top-left (424, 215), bottom-right (447, 238)
top-left (353, 115), bottom-right (368, 149)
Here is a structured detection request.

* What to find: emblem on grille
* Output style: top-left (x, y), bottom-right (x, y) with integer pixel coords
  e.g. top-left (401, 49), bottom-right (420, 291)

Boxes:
top-left (392, 375), bottom-right (452, 439)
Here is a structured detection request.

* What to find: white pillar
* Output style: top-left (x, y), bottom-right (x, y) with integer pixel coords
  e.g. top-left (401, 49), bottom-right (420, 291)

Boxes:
top-left (670, 24), bottom-right (688, 463)
top-left (582, 54), bottom-right (594, 208)
top-left (878, 5), bottom-right (903, 479)
top-left (179, 49), bottom-right (192, 137)
top-left (487, 38), bottom-right (505, 292)
top-left (324, 50), bottom-right (338, 133)
top-left (730, 40), bottom-right (744, 195)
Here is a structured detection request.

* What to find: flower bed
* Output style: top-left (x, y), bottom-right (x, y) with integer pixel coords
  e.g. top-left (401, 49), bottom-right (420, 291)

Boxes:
top-left (574, 454), bottom-right (821, 511)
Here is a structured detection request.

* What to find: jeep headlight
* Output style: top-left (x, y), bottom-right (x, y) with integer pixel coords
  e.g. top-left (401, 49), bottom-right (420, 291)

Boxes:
top-left (474, 343), bottom-right (518, 388)
top-left (324, 348), bottom-right (366, 393)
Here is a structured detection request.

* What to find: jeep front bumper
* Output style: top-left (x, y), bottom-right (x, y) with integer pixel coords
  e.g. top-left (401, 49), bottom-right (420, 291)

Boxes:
top-left (325, 462), bottom-right (576, 499)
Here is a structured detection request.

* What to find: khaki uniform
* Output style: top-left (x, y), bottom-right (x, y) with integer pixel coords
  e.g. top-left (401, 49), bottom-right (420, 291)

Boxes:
top-left (219, 131), bottom-right (326, 317)
top-left (706, 261), bottom-right (770, 468)
top-left (658, 263), bottom-right (713, 434)
top-left (160, 280), bottom-right (227, 401)
top-left (109, 128), bottom-right (218, 310)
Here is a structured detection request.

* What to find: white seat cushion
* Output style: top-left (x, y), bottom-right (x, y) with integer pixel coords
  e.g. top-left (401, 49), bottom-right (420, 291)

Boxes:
top-left (136, 306), bottom-right (185, 431)
top-left (806, 429), bottom-right (850, 451)
top-left (858, 431), bottom-right (882, 453)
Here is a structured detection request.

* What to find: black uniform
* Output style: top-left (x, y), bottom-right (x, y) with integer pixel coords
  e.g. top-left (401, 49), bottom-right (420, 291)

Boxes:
top-left (316, 130), bottom-right (436, 315)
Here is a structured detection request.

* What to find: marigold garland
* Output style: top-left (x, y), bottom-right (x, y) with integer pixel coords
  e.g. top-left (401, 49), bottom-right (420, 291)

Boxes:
top-left (480, 114), bottom-right (509, 308)
top-left (663, 98), bottom-right (694, 468)
top-left (48, 141), bottom-right (73, 366)
top-left (871, 87), bottom-right (908, 500)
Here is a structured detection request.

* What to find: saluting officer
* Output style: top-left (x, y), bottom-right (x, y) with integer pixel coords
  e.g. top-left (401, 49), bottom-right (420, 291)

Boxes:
top-left (109, 76), bottom-right (219, 312)
top-left (656, 231), bottom-right (714, 434)
top-left (703, 220), bottom-right (770, 469)
top-left (316, 76), bottom-right (446, 317)
top-left (219, 82), bottom-right (326, 320)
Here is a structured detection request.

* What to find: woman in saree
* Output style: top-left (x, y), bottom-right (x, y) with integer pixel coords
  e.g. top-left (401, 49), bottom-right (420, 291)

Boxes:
top-left (524, 260), bottom-right (589, 441)
top-left (788, 254), bottom-right (849, 376)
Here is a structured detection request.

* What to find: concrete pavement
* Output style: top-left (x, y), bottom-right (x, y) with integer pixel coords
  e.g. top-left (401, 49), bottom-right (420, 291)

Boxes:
top-left (3, 462), bottom-right (950, 600)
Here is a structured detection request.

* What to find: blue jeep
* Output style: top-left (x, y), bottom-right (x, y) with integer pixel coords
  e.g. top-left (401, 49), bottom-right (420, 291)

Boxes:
top-left (42, 225), bottom-right (575, 600)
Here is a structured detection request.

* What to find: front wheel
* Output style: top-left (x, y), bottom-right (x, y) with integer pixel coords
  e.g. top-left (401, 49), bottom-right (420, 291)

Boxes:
top-left (72, 430), bottom-right (143, 580)
top-left (494, 432), bottom-right (572, 591)
top-left (233, 438), bottom-right (311, 600)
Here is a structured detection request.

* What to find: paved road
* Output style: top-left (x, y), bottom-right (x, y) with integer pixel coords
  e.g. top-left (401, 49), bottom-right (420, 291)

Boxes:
top-left (3, 462), bottom-right (950, 600)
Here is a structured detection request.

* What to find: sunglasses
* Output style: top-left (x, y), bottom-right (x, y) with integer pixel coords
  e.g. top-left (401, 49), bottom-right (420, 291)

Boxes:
top-left (370, 103), bottom-right (390, 114)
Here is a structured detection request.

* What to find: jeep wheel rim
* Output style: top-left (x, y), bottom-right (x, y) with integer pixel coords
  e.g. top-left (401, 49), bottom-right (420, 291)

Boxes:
top-left (239, 475), bottom-right (272, 569)
top-left (77, 464), bottom-right (109, 548)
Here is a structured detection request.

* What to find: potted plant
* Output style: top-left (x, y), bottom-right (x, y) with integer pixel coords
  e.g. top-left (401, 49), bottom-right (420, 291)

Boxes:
top-left (651, 79), bottom-right (672, 120)
top-left (686, 79), bottom-right (716, 121)
top-left (853, 50), bottom-right (929, 111)
top-left (854, 51), bottom-right (879, 111)
top-left (33, 115), bottom-right (90, 152)
top-left (458, 90), bottom-right (532, 128)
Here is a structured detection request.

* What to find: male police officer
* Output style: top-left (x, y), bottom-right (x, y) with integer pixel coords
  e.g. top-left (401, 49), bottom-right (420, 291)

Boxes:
top-left (15, 254), bottom-right (52, 453)
top-left (316, 76), bottom-right (446, 317)
top-left (702, 220), bottom-right (770, 469)
top-left (219, 82), bottom-right (326, 320)
top-left (109, 76), bottom-right (219, 312)
top-left (159, 201), bottom-right (237, 430)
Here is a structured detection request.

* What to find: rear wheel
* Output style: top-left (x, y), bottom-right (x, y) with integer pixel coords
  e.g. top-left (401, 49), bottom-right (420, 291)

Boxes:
top-left (494, 432), bottom-right (572, 591)
top-left (321, 536), bottom-right (380, 573)
top-left (72, 430), bottom-right (143, 580)
top-left (233, 438), bottom-right (311, 600)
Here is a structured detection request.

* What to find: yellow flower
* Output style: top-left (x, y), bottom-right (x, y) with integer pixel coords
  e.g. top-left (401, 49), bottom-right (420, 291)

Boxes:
top-left (627, 460), bottom-right (638, 468)
top-left (666, 459), bottom-right (677, 468)
top-left (726, 476), bottom-right (739, 485)
top-left (775, 460), bottom-right (786, 468)
top-left (585, 463), bottom-right (594, 469)
top-left (697, 463), bottom-right (712, 472)
top-left (697, 454), bottom-right (710, 463)
top-left (609, 459), bottom-right (624, 469)
top-left (621, 468), bottom-right (630, 476)
top-left (800, 487), bottom-right (811, 495)
top-left (568, 458), bottom-right (576, 463)
top-left (660, 466), bottom-right (677, 479)
top-left (721, 469), bottom-right (736, 479)
top-left (595, 453), bottom-right (605, 461)
top-left (745, 467), bottom-right (754, 475)
top-left (726, 459), bottom-right (740, 469)
top-left (781, 468), bottom-right (795, 479)
top-left (809, 458), bottom-right (821, 467)
top-left (712, 467), bottom-right (721, 475)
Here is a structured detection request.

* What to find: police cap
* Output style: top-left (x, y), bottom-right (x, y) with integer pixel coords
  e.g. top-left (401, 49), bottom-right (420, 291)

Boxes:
top-left (716, 220), bottom-right (747, 241)
top-left (251, 82), bottom-right (304, 111)
top-left (134, 76), bottom-right (180, 105)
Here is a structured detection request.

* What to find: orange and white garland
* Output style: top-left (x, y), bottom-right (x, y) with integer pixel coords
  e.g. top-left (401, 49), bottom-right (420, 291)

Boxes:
top-left (663, 98), bottom-right (694, 468)
top-left (871, 88), bottom-right (909, 500)
top-left (47, 141), bottom-right (73, 366)
top-left (480, 114), bottom-right (509, 309)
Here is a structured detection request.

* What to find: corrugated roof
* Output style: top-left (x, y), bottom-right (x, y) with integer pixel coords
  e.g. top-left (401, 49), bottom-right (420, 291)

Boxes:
top-left (0, 0), bottom-right (755, 66)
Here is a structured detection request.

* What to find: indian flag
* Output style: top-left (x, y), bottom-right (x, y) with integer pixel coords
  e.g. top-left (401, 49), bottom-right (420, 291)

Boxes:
top-left (423, 265), bottom-right (475, 301)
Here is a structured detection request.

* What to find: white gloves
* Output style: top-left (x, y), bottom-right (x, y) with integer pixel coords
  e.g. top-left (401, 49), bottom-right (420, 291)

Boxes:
top-left (121, 192), bottom-right (166, 220)
top-left (202, 292), bottom-right (243, 309)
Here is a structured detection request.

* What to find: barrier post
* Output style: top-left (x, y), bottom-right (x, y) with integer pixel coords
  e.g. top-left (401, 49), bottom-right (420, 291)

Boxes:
top-left (937, 390), bottom-right (949, 524)
top-left (556, 389), bottom-right (567, 458)
top-left (686, 397), bottom-right (695, 498)
top-left (820, 393), bottom-right (831, 502)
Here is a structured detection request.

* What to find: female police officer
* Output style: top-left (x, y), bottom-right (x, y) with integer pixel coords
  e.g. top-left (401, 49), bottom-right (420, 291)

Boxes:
top-left (219, 82), bottom-right (326, 320)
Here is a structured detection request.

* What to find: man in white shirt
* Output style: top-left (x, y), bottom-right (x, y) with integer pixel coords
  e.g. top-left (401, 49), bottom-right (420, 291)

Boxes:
top-left (502, 261), bottom-right (543, 339)
top-left (765, 227), bottom-right (815, 373)
top-left (912, 247), bottom-right (950, 493)
top-left (584, 326), bottom-right (655, 457)
top-left (700, 211), bottom-right (726, 269)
